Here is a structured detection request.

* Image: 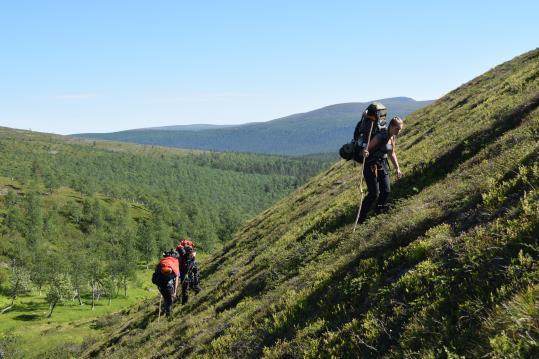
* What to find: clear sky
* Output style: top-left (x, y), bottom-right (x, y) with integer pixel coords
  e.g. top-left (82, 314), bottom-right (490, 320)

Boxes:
top-left (0, 1), bottom-right (537, 134)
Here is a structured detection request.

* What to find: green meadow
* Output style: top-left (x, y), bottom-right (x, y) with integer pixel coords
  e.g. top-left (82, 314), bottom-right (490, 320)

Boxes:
top-left (0, 268), bottom-right (157, 358)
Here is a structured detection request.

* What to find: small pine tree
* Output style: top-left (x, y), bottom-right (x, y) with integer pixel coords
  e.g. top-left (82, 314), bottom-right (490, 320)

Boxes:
top-left (136, 218), bottom-right (157, 268)
top-left (24, 191), bottom-right (44, 248)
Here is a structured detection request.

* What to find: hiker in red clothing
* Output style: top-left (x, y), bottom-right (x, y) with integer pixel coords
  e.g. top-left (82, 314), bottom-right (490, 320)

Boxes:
top-left (176, 239), bottom-right (201, 304)
top-left (151, 249), bottom-right (180, 316)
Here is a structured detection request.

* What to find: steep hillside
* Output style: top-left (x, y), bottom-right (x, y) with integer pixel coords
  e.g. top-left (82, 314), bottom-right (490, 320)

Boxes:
top-left (82, 49), bottom-right (538, 358)
top-left (75, 97), bottom-right (432, 155)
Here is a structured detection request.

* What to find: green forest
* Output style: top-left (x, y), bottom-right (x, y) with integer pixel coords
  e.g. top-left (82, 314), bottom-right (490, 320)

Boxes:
top-left (0, 130), bottom-right (335, 251)
top-left (72, 49), bottom-right (538, 358)
top-left (0, 130), bottom-right (334, 356)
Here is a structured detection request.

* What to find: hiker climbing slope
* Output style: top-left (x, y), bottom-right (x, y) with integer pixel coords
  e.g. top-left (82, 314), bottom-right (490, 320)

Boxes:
top-left (351, 102), bottom-right (404, 225)
top-left (357, 110), bottom-right (404, 224)
top-left (151, 249), bottom-right (180, 317)
top-left (176, 239), bottom-right (202, 304)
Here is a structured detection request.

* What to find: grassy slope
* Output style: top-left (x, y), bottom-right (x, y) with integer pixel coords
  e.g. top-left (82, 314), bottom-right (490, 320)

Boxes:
top-left (83, 49), bottom-right (539, 358)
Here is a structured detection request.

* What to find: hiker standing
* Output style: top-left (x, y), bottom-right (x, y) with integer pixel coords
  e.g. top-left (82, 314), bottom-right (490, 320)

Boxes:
top-left (176, 240), bottom-right (202, 304)
top-left (357, 112), bottom-right (404, 224)
top-left (151, 250), bottom-right (180, 317)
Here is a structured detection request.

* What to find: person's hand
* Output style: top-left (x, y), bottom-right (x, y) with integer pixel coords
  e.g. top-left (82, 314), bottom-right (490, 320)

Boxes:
top-left (396, 169), bottom-right (403, 179)
top-left (362, 149), bottom-right (369, 158)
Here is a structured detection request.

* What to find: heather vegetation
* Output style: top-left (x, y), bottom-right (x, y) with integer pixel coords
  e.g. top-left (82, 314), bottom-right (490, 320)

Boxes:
top-left (79, 49), bottom-right (538, 358)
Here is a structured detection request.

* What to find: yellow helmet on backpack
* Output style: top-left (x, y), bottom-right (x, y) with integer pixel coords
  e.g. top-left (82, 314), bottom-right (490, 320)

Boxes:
top-left (365, 102), bottom-right (387, 121)
top-left (160, 266), bottom-right (173, 275)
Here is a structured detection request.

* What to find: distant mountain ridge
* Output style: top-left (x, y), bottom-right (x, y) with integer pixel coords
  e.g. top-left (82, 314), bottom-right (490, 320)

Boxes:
top-left (139, 124), bottom-right (234, 131)
top-left (74, 97), bottom-right (433, 155)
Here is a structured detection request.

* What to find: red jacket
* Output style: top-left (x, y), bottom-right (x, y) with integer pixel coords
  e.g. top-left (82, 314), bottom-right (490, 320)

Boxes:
top-left (159, 256), bottom-right (180, 276)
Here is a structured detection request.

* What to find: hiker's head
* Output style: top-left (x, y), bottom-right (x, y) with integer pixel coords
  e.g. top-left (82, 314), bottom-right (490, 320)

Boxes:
top-left (180, 238), bottom-right (194, 247)
top-left (163, 249), bottom-right (179, 258)
top-left (388, 116), bottom-right (404, 136)
top-left (184, 245), bottom-right (193, 256)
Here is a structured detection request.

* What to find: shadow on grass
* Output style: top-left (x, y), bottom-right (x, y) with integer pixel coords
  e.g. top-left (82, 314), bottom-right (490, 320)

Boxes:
top-left (12, 300), bottom-right (45, 312)
top-left (13, 313), bottom-right (41, 321)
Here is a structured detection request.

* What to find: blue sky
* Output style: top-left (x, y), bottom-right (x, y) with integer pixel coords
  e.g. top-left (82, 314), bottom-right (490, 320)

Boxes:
top-left (0, 1), bottom-right (537, 134)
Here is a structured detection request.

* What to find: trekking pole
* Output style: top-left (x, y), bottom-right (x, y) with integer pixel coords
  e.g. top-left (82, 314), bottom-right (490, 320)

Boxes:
top-left (180, 261), bottom-right (194, 286)
top-left (157, 294), bottom-right (162, 322)
top-left (353, 121), bottom-right (375, 233)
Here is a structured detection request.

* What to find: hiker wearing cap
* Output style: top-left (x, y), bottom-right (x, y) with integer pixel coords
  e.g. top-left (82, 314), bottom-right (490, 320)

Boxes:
top-left (358, 114), bottom-right (404, 223)
top-left (151, 249), bottom-right (180, 317)
top-left (176, 239), bottom-right (202, 304)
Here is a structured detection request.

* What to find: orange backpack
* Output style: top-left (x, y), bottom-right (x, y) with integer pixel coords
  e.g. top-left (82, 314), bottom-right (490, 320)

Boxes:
top-left (158, 256), bottom-right (179, 276)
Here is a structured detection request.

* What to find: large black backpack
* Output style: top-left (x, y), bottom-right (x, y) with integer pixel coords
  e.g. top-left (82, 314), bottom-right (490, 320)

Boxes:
top-left (353, 102), bottom-right (388, 143)
top-left (339, 102), bottom-right (387, 162)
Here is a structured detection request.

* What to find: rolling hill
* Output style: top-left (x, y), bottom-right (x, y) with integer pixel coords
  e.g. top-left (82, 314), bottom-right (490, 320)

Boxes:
top-left (80, 49), bottom-right (538, 358)
top-left (74, 97), bottom-right (432, 155)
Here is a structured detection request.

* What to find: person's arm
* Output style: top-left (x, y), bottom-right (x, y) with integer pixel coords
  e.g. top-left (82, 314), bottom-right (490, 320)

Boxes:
top-left (389, 136), bottom-right (403, 179)
top-left (362, 136), bottom-right (381, 158)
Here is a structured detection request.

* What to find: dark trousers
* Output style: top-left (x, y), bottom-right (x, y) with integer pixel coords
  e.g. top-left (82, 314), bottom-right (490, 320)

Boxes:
top-left (359, 160), bottom-right (391, 222)
top-left (180, 261), bottom-right (200, 304)
top-left (158, 276), bottom-right (176, 316)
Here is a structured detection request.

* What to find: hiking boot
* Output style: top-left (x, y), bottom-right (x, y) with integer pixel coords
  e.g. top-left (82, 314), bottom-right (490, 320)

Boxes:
top-left (375, 204), bottom-right (389, 214)
top-left (182, 295), bottom-right (189, 305)
top-left (193, 284), bottom-right (202, 294)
